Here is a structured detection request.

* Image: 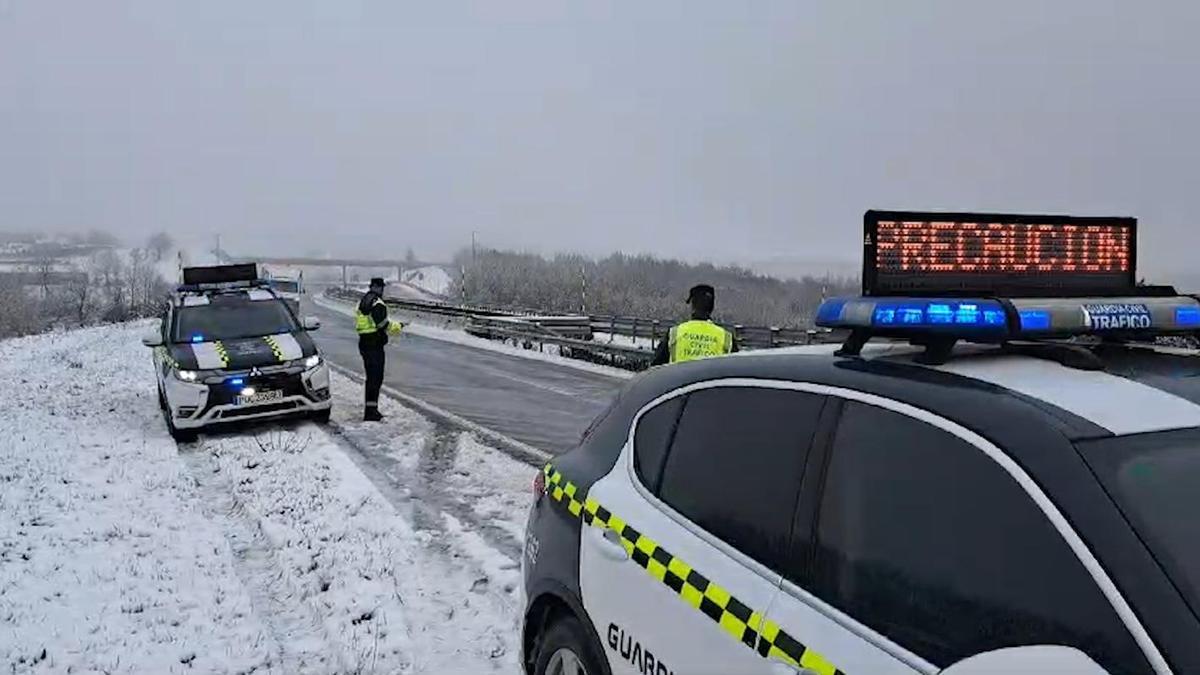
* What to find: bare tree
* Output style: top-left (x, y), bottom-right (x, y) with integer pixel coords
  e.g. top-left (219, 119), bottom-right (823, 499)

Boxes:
top-left (146, 231), bottom-right (174, 262)
top-left (0, 273), bottom-right (39, 338)
top-left (63, 263), bottom-right (92, 326)
top-left (404, 247), bottom-right (418, 266)
top-left (30, 255), bottom-right (56, 297)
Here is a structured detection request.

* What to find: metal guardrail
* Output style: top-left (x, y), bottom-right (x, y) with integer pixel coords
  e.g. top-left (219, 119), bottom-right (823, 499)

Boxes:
top-left (324, 287), bottom-right (839, 372)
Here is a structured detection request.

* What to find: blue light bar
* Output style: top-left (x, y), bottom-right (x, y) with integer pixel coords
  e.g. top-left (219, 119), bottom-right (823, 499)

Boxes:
top-left (1177, 306), bottom-right (1200, 328)
top-left (817, 297), bottom-right (1009, 339)
top-left (1019, 310), bottom-right (1052, 332)
top-left (191, 334), bottom-right (204, 343)
top-left (229, 378), bottom-right (244, 386)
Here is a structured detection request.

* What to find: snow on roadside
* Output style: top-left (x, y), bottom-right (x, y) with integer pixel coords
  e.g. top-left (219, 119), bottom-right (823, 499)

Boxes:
top-left (400, 266), bottom-right (452, 297)
top-left (177, 373), bottom-right (525, 674)
top-left (0, 322), bottom-right (274, 674)
top-left (315, 293), bottom-right (634, 380)
top-left (1, 320), bottom-right (532, 674)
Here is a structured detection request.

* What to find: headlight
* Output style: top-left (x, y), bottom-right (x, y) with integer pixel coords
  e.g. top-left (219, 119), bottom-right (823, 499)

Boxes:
top-left (304, 355), bottom-right (322, 369)
top-left (175, 369), bottom-right (199, 382)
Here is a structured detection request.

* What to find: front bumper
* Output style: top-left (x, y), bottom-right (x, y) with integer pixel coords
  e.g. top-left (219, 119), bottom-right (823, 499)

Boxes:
top-left (165, 362), bottom-right (332, 429)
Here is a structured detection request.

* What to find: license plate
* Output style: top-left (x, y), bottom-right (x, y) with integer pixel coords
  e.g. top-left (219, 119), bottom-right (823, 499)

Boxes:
top-left (235, 389), bottom-right (283, 406)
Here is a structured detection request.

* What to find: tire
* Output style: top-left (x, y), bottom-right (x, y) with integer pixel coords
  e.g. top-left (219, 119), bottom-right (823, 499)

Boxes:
top-left (310, 407), bottom-right (332, 424)
top-left (163, 406), bottom-right (198, 443)
top-left (534, 613), bottom-right (607, 675)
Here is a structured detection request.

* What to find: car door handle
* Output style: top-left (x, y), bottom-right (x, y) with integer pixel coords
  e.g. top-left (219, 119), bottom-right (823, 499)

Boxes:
top-left (590, 526), bottom-right (630, 561)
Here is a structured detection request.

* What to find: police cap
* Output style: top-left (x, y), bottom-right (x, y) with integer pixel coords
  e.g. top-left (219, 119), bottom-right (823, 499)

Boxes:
top-left (369, 277), bottom-right (386, 288)
top-left (687, 284), bottom-right (715, 302)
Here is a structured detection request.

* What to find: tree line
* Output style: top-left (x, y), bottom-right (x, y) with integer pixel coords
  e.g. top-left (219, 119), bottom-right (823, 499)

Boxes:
top-left (0, 231), bottom-right (174, 339)
top-left (451, 248), bottom-right (858, 328)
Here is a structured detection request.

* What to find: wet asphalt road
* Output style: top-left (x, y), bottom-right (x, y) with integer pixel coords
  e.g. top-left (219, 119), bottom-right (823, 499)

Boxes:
top-left (303, 297), bottom-right (625, 454)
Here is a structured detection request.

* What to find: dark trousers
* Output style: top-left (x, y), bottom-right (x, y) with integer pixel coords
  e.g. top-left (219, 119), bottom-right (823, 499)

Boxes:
top-left (359, 345), bottom-right (385, 407)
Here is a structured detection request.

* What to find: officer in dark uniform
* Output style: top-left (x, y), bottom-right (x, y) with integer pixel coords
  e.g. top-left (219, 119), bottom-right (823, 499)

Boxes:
top-left (651, 284), bottom-right (737, 366)
top-left (355, 277), bottom-right (402, 421)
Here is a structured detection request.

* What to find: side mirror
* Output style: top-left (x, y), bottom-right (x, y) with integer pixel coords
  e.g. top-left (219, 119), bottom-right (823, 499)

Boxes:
top-left (303, 316), bottom-right (321, 331)
top-left (141, 332), bottom-right (164, 348)
top-left (941, 647), bottom-right (1111, 675)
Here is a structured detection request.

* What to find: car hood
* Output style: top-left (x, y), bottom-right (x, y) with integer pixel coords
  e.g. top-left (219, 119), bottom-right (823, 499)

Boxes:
top-left (168, 331), bottom-right (317, 371)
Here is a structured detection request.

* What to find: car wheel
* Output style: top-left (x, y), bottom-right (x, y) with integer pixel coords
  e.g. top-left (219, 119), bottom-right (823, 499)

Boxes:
top-left (534, 614), bottom-right (606, 675)
top-left (310, 408), bottom-right (332, 424)
top-left (163, 408), bottom-right (198, 443)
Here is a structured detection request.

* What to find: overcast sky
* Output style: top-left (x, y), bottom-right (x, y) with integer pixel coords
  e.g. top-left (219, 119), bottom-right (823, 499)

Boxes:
top-left (2, 1), bottom-right (1198, 274)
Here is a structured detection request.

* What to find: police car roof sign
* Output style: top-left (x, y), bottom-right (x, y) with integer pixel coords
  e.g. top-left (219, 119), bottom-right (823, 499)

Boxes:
top-left (862, 210), bottom-right (1137, 298)
top-left (182, 263), bottom-right (258, 286)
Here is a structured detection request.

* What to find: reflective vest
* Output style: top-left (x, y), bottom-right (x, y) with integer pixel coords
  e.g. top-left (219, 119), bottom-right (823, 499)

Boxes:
top-left (355, 296), bottom-right (387, 334)
top-left (669, 320), bottom-right (733, 363)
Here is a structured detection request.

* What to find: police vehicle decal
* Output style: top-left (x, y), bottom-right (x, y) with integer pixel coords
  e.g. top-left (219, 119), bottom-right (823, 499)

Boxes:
top-left (1083, 303), bottom-right (1152, 331)
top-left (543, 464), bottom-right (847, 675)
top-left (191, 341), bottom-right (229, 369)
top-left (263, 333), bottom-right (305, 361)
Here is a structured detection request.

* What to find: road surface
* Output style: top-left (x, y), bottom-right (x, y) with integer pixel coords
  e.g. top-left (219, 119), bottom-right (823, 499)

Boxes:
top-left (304, 296), bottom-right (625, 453)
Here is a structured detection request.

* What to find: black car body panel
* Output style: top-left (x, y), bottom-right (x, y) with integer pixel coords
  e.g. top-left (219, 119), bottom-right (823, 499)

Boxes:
top-left (165, 330), bottom-right (317, 371)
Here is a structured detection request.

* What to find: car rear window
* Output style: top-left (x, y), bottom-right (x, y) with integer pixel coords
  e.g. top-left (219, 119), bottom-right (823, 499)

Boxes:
top-left (1080, 428), bottom-right (1200, 621)
top-left (174, 297), bottom-right (298, 342)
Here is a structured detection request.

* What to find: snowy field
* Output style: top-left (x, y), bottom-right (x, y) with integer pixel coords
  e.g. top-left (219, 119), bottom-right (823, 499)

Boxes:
top-left (0, 322), bottom-right (534, 674)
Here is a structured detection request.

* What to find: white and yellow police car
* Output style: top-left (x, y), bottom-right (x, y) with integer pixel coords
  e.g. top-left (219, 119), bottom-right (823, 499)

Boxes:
top-left (521, 212), bottom-right (1200, 675)
top-left (142, 263), bottom-right (332, 442)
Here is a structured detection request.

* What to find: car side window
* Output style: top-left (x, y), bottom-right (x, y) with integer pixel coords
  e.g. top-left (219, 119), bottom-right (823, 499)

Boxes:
top-left (654, 386), bottom-right (825, 574)
top-left (806, 401), bottom-right (1149, 674)
top-left (633, 396), bottom-right (685, 493)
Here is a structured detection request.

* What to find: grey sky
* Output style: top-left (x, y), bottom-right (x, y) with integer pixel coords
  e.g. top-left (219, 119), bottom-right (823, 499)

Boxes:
top-left (2, 1), bottom-right (1197, 275)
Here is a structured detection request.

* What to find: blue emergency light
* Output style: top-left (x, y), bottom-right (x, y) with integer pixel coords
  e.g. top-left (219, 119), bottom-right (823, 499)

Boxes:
top-left (816, 295), bottom-right (1200, 342)
top-left (191, 334), bottom-right (205, 343)
top-left (229, 378), bottom-right (244, 386)
top-left (817, 210), bottom-right (1200, 363)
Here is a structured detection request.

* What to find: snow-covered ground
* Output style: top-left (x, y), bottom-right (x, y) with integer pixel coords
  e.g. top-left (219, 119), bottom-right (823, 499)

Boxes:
top-left (315, 294), bottom-right (634, 380)
top-left (400, 267), bottom-right (452, 298)
top-left (0, 322), bottom-right (533, 674)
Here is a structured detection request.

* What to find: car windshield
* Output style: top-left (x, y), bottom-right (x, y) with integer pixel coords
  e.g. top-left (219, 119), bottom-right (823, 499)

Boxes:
top-left (174, 297), bottom-right (297, 342)
top-left (1080, 428), bottom-right (1200, 619)
top-left (271, 280), bottom-right (299, 293)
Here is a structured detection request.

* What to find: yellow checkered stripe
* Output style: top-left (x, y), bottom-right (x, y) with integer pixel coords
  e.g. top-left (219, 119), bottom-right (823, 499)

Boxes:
top-left (263, 335), bottom-right (285, 362)
top-left (212, 341), bottom-right (230, 368)
top-left (542, 464), bottom-right (845, 675)
top-left (156, 347), bottom-right (179, 369)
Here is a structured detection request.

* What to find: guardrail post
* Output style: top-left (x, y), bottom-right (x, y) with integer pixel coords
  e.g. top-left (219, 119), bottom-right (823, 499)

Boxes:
top-left (609, 316), bottom-right (616, 343)
top-left (631, 318), bottom-right (639, 346)
top-left (652, 320), bottom-right (660, 347)
top-left (734, 324), bottom-right (743, 350)
top-left (806, 329), bottom-right (816, 345)
top-left (769, 326), bottom-right (780, 347)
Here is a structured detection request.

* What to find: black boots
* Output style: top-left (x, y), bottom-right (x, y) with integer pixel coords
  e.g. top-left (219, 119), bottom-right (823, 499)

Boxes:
top-left (363, 406), bottom-right (383, 422)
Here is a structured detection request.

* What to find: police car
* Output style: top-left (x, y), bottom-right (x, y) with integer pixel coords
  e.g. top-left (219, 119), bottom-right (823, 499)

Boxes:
top-left (521, 212), bottom-right (1200, 675)
top-left (141, 263), bottom-right (332, 442)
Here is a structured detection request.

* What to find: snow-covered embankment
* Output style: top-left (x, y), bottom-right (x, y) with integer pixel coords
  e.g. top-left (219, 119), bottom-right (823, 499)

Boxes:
top-left (0, 322), bottom-right (532, 674)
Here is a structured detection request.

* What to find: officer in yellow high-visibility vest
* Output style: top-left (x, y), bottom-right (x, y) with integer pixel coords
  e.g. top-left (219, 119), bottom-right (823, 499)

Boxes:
top-left (356, 277), bottom-right (403, 421)
top-left (651, 284), bottom-right (736, 366)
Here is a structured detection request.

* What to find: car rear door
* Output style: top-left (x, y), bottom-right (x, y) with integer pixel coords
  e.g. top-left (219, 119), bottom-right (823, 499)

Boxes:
top-left (762, 394), bottom-right (1156, 675)
top-left (578, 382), bottom-right (828, 675)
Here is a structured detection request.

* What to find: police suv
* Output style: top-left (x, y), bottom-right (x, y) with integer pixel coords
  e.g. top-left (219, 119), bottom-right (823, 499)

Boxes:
top-left (142, 263), bottom-right (332, 442)
top-left (521, 212), bottom-right (1200, 675)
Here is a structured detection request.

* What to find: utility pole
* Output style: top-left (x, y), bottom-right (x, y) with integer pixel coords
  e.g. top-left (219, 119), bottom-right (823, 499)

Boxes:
top-left (471, 231), bottom-right (477, 265)
top-left (580, 265), bottom-right (587, 314)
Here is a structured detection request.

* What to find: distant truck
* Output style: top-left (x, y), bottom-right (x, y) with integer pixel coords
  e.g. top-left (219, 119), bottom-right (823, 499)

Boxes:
top-left (263, 270), bottom-right (304, 314)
